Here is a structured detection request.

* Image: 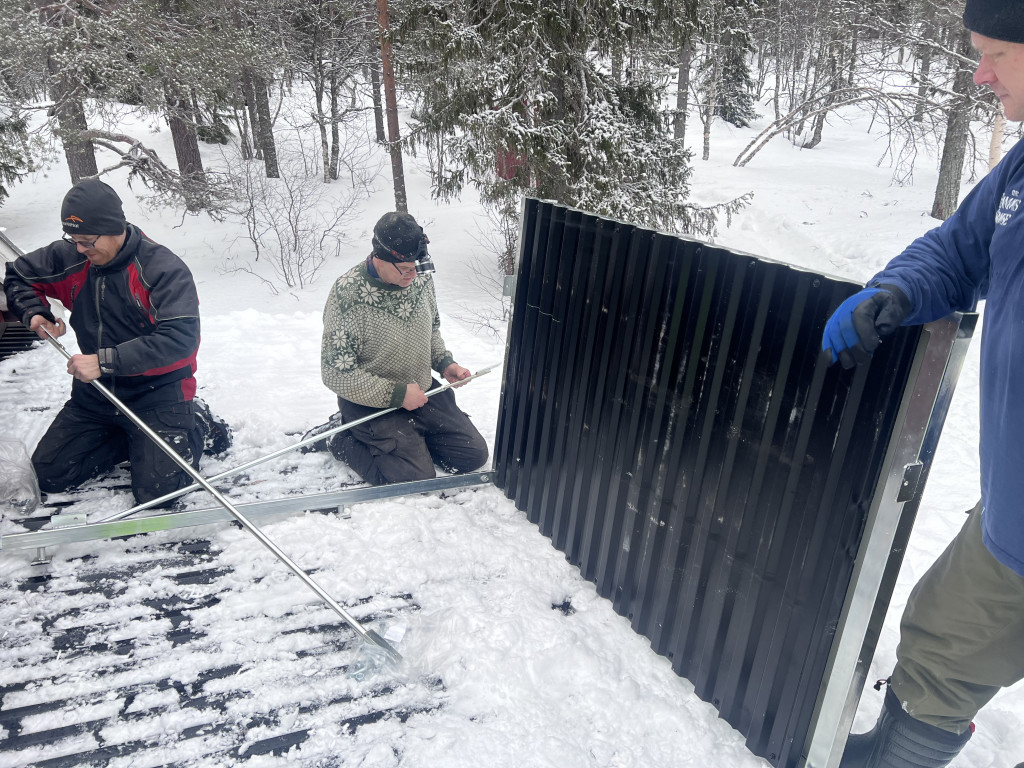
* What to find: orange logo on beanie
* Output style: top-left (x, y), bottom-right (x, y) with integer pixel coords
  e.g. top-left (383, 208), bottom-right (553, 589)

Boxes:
top-left (64, 215), bottom-right (84, 228)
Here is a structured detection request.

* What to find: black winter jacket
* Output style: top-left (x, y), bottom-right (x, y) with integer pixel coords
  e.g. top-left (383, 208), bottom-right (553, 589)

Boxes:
top-left (3, 224), bottom-right (201, 411)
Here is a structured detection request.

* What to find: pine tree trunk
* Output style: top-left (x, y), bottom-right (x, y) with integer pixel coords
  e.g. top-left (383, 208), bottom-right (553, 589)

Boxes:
top-left (805, 41), bottom-right (840, 150)
top-left (930, 27), bottom-right (974, 220)
top-left (54, 95), bottom-right (99, 185)
top-left (189, 89), bottom-right (206, 135)
top-left (329, 68), bottom-right (340, 181)
top-left (702, 46), bottom-right (720, 161)
top-left (675, 40), bottom-right (693, 143)
top-left (242, 68), bottom-right (263, 160)
top-left (848, 33), bottom-right (858, 86)
top-left (377, 0), bottom-right (407, 213)
top-left (166, 85), bottom-right (208, 212)
top-left (368, 57), bottom-right (386, 144)
top-left (312, 64), bottom-right (330, 183)
top-left (774, 1), bottom-right (784, 121)
top-left (251, 72), bottom-right (279, 179)
top-left (914, 5), bottom-right (937, 123)
top-left (41, 2), bottom-right (97, 185)
top-left (232, 77), bottom-right (254, 161)
top-left (47, 63), bottom-right (97, 184)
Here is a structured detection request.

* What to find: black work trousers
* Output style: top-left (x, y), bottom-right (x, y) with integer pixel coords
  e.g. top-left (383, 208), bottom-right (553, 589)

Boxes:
top-left (32, 397), bottom-right (204, 505)
top-left (334, 383), bottom-right (488, 486)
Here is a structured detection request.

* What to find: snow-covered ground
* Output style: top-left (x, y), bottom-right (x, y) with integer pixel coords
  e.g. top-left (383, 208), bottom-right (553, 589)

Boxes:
top-left (1, 96), bottom-right (1021, 767)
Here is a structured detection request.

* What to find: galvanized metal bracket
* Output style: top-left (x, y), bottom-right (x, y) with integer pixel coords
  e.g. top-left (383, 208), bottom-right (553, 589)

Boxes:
top-left (51, 512), bottom-right (89, 528)
top-left (897, 462), bottom-right (924, 503)
top-left (31, 547), bottom-right (51, 566)
top-left (503, 274), bottom-right (517, 299)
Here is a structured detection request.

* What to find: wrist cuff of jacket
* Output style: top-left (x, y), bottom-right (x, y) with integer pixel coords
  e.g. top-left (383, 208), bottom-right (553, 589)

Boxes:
top-left (98, 347), bottom-right (116, 375)
top-left (29, 309), bottom-right (57, 326)
top-left (874, 283), bottom-right (912, 316)
top-left (437, 356), bottom-right (456, 376)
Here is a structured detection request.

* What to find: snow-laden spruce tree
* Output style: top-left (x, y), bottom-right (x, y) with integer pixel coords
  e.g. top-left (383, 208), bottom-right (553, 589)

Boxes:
top-left (0, 0), bottom-right (265, 210)
top-left (0, 102), bottom-right (30, 205)
top-left (393, 0), bottom-right (725, 240)
top-left (709, 0), bottom-right (759, 129)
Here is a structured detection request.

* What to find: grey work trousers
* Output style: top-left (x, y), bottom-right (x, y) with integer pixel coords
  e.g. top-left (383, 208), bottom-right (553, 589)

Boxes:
top-left (890, 501), bottom-right (1024, 734)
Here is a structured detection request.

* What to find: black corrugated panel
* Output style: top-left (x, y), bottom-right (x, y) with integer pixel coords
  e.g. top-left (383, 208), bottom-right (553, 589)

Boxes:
top-left (494, 199), bottom-right (922, 768)
top-left (0, 318), bottom-right (38, 361)
top-left (1, 232), bottom-right (37, 361)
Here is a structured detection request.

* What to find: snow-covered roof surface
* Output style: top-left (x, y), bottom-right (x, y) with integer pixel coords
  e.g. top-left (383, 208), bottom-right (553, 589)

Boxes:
top-left (0, 513), bottom-right (443, 766)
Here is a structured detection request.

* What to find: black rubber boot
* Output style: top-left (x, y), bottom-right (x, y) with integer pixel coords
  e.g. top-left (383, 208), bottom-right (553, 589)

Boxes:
top-left (840, 687), bottom-right (972, 767)
top-left (194, 398), bottom-right (233, 456)
top-left (299, 412), bottom-right (344, 454)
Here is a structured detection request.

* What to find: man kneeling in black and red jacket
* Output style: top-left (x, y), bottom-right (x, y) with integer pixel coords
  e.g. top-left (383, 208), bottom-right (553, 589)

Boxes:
top-left (2, 178), bottom-right (231, 505)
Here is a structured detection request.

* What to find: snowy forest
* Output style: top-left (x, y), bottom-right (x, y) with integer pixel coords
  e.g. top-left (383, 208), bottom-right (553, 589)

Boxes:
top-left (0, 0), bottom-right (1019, 283)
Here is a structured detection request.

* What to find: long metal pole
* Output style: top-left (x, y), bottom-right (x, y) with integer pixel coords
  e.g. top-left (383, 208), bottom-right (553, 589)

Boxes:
top-left (42, 331), bottom-right (403, 663)
top-left (97, 365), bottom-right (496, 523)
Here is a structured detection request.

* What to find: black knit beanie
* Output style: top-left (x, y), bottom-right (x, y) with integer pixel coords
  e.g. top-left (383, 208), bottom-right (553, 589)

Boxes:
top-left (61, 179), bottom-right (126, 236)
top-left (372, 212), bottom-right (427, 263)
top-left (963, 0), bottom-right (1024, 44)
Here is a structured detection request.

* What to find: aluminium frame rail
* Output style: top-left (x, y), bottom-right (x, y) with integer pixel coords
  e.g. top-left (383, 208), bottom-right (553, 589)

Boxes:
top-left (0, 471), bottom-right (493, 555)
top-left (802, 312), bottom-right (975, 768)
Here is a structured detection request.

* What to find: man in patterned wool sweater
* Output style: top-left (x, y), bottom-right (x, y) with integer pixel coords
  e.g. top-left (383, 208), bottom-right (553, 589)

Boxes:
top-left (308, 211), bottom-right (488, 485)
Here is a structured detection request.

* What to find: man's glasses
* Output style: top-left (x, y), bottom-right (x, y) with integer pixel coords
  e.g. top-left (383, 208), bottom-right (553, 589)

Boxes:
top-left (392, 255), bottom-right (436, 276)
top-left (373, 233), bottom-right (436, 277)
top-left (62, 233), bottom-right (99, 249)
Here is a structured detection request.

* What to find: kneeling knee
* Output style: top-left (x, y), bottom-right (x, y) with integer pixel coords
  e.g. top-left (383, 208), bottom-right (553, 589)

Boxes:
top-left (33, 461), bottom-right (81, 494)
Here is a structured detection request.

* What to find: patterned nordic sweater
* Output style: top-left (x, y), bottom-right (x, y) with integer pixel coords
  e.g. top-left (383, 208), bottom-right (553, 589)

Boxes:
top-left (320, 260), bottom-right (455, 409)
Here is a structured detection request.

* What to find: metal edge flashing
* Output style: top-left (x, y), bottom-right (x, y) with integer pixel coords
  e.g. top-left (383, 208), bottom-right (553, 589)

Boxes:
top-left (0, 229), bottom-right (25, 260)
top-left (801, 312), bottom-right (976, 768)
top-left (494, 197), bottom-right (541, 494)
top-left (0, 471), bottom-right (493, 553)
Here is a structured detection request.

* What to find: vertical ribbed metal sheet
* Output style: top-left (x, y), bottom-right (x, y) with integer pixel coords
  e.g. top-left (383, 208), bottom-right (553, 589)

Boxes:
top-left (494, 199), bottom-right (971, 768)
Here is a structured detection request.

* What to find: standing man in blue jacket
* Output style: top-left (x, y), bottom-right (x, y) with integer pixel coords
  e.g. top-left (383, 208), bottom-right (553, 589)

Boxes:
top-left (3, 179), bottom-right (230, 505)
top-left (822, 2), bottom-right (1024, 766)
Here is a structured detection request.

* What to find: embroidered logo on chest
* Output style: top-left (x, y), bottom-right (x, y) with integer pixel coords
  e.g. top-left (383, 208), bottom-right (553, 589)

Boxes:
top-left (995, 189), bottom-right (1021, 227)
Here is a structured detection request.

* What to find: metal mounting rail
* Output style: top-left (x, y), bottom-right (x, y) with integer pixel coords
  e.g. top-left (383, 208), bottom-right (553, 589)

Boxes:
top-left (1, 471), bottom-right (493, 553)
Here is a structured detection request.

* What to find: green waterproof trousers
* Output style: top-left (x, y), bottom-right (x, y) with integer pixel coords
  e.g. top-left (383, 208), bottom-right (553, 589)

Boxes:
top-left (890, 502), bottom-right (1024, 734)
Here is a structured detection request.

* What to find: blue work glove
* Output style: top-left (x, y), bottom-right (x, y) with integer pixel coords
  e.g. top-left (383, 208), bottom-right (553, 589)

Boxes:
top-left (822, 285), bottom-right (910, 369)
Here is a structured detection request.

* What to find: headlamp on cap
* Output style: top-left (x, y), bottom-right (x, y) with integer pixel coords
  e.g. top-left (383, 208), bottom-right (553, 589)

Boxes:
top-left (372, 233), bottom-right (436, 275)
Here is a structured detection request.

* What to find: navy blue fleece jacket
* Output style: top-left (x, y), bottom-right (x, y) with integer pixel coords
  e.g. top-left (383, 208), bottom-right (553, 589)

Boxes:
top-left (868, 136), bottom-right (1024, 577)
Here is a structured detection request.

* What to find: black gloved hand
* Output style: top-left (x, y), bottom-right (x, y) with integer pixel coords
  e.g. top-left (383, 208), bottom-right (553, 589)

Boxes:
top-left (822, 284), bottom-right (910, 369)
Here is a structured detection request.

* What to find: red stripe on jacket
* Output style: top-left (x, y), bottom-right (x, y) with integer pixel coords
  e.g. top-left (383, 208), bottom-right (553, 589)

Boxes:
top-left (32, 262), bottom-right (90, 310)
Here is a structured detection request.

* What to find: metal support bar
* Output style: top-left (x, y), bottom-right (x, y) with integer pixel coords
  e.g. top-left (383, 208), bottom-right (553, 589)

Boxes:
top-left (1, 471), bottom-right (493, 553)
